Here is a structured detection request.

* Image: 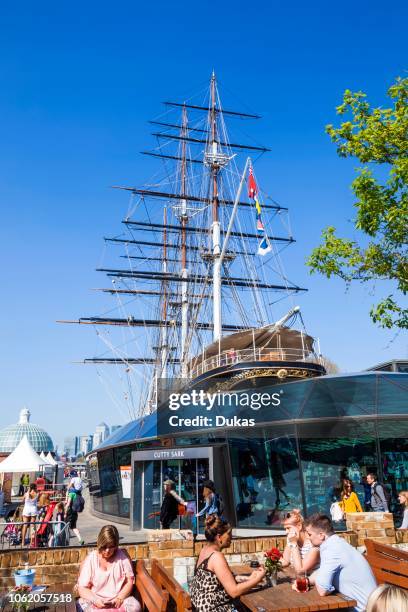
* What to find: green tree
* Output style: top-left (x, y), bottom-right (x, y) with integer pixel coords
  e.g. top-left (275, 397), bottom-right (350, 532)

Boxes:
top-left (307, 77), bottom-right (408, 330)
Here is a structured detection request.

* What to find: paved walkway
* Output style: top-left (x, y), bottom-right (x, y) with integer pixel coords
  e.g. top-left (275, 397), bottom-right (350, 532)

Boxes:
top-left (6, 486), bottom-right (285, 547)
top-left (72, 487), bottom-right (148, 546)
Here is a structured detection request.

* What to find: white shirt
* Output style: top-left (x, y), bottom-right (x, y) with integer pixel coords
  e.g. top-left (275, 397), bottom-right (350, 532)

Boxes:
top-left (70, 476), bottom-right (83, 491)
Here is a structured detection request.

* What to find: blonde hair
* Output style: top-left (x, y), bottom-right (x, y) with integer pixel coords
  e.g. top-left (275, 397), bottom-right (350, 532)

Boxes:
top-left (97, 525), bottom-right (119, 551)
top-left (38, 492), bottom-right (50, 507)
top-left (398, 490), bottom-right (408, 507)
top-left (282, 508), bottom-right (304, 527)
top-left (366, 584), bottom-right (408, 612)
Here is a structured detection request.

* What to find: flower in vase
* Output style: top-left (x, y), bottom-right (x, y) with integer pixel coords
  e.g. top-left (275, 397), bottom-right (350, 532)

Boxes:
top-left (264, 547), bottom-right (283, 575)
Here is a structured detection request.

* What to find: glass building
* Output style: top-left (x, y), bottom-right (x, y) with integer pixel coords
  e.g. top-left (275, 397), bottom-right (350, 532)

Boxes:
top-left (88, 369), bottom-right (408, 531)
top-left (0, 408), bottom-right (54, 455)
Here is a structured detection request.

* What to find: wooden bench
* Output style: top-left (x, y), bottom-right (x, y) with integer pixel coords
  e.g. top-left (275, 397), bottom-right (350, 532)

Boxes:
top-left (135, 560), bottom-right (169, 611)
top-left (151, 558), bottom-right (192, 611)
top-left (365, 538), bottom-right (408, 588)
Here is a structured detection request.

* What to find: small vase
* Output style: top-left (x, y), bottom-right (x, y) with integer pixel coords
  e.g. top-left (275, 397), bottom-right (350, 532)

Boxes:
top-left (266, 569), bottom-right (278, 587)
top-left (270, 569), bottom-right (278, 587)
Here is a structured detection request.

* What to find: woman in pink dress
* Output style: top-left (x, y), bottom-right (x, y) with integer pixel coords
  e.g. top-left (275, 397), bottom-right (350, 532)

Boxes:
top-left (77, 525), bottom-right (141, 611)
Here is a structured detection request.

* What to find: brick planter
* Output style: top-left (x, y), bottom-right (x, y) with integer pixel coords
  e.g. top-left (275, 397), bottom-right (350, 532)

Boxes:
top-left (346, 512), bottom-right (395, 547)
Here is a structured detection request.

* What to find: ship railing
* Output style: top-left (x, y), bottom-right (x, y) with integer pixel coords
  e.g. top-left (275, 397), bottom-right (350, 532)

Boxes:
top-left (189, 347), bottom-right (323, 379)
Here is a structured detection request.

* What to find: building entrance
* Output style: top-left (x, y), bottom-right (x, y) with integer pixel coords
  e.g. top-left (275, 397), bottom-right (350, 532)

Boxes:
top-left (131, 447), bottom-right (214, 533)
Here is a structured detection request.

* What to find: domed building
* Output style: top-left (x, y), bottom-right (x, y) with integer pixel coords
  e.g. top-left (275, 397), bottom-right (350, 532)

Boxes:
top-left (0, 408), bottom-right (54, 456)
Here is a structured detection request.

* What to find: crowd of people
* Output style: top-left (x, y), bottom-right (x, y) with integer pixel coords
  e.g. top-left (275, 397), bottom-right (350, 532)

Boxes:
top-left (152, 475), bottom-right (408, 611)
top-left (329, 472), bottom-right (408, 525)
top-left (3, 469), bottom-right (408, 610)
top-left (3, 471), bottom-right (85, 547)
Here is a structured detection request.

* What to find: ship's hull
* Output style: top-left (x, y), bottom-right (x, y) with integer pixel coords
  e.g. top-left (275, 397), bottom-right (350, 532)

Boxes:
top-left (189, 359), bottom-right (326, 391)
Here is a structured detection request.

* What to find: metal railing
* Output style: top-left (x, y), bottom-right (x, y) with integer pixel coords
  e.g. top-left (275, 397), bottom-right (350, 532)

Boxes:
top-left (189, 347), bottom-right (323, 379)
top-left (0, 520), bottom-right (70, 550)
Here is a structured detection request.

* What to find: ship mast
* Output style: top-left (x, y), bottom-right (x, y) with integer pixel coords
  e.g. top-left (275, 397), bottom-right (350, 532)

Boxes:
top-left (180, 105), bottom-right (189, 378)
top-left (160, 206), bottom-right (168, 378)
top-left (210, 72), bottom-right (222, 342)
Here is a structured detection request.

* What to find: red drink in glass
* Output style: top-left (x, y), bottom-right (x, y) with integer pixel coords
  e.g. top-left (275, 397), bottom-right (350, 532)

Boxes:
top-left (296, 576), bottom-right (308, 592)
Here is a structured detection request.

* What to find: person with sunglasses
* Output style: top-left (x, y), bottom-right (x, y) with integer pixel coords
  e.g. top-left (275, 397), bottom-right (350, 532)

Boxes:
top-left (281, 509), bottom-right (320, 573)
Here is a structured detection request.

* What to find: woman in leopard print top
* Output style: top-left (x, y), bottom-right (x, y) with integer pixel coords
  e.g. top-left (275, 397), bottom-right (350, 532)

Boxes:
top-left (190, 515), bottom-right (265, 611)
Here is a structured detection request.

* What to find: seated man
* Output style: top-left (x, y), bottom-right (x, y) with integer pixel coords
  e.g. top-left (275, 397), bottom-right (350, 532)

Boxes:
top-left (303, 513), bottom-right (377, 612)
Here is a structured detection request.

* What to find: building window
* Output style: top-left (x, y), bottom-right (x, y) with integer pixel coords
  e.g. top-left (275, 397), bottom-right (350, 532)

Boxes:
top-left (229, 426), bottom-right (299, 528)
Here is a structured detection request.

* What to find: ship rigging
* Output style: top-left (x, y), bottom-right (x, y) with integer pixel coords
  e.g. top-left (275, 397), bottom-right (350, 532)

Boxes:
top-left (61, 73), bottom-right (324, 420)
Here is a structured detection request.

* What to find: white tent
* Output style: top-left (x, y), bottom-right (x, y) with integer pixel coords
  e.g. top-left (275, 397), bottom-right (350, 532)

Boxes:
top-left (39, 451), bottom-right (47, 461)
top-left (45, 452), bottom-right (57, 466)
top-left (0, 435), bottom-right (49, 473)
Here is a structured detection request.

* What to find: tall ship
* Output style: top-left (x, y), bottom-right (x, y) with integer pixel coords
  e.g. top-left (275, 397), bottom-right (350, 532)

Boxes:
top-left (64, 75), bottom-right (408, 534)
top-left (65, 73), bottom-right (325, 421)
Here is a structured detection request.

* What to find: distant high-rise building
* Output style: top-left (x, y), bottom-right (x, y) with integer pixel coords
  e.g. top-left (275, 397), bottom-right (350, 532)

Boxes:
top-left (110, 425), bottom-right (121, 434)
top-left (79, 435), bottom-right (93, 455)
top-left (92, 422), bottom-right (110, 449)
top-left (63, 436), bottom-right (79, 459)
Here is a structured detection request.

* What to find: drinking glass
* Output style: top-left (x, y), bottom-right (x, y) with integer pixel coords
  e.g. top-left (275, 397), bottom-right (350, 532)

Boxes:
top-left (295, 572), bottom-right (309, 593)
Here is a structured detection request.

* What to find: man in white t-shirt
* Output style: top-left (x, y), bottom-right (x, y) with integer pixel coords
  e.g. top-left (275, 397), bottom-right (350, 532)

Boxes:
top-left (69, 472), bottom-right (83, 493)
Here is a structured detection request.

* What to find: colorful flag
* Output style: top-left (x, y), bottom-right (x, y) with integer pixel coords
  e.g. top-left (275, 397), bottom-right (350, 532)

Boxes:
top-left (248, 167), bottom-right (258, 199)
top-left (254, 196), bottom-right (262, 215)
top-left (257, 236), bottom-right (272, 256)
top-left (256, 216), bottom-right (265, 231)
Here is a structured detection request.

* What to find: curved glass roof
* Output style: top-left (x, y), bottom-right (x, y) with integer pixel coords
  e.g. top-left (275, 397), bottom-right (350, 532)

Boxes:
top-left (96, 412), bottom-right (157, 451)
top-left (96, 372), bottom-right (408, 451)
top-left (0, 409), bottom-right (54, 453)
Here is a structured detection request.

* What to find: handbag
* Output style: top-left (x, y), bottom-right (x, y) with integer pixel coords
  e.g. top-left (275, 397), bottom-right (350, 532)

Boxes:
top-left (330, 501), bottom-right (344, 522)
top-left (178, 503), bottom-right (186, 516)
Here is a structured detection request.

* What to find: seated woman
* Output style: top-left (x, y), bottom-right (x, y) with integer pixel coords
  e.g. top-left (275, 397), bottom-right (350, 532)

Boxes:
top-left (77, 525), bottom-right (141, 611)
top-left (190, 515), bottom-right (265, 611)
top-left (281, 509), bottom-right (320, 573)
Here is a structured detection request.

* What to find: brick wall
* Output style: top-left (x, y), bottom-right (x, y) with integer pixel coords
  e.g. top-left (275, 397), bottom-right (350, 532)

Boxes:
top-left (0, 544), bottom-right (148, 591)
top-left (0, 527), bottom-right (389, 592)
top-left (345, 512), bottom-right (395, 547)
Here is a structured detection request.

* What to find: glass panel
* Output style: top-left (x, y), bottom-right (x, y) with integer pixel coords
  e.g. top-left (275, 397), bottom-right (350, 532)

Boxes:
top-left (378, 420), bottom-right (408, 523)
top-left (302, 376), bottom-right (376, 420)
top-left (114, 446), bottom-right (132, 518)
top-left (377, 375), bottom-right (408, 415)
top-left (132, 462), bottom-right (143, 530)
top-left (88, 454), bottom-right (102, 513)
top-left (229, 427), bottom-right (299, 528)
top-left (98, 449), bottom-right (120, 515)
top-left (177, 460), bottom-right (196, 532)
top-left (299, 421), bottom-right (378, 524)
top-left (143, 461), bottom-right (162, 529)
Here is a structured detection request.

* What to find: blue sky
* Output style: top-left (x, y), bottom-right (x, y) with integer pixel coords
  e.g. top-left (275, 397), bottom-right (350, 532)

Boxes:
top-left (0, 1), bottom-right (406, 450)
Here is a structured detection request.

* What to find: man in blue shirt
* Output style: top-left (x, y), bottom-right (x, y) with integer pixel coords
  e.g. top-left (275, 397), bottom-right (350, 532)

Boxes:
top-left (304, 514), bottom-right (377, 612)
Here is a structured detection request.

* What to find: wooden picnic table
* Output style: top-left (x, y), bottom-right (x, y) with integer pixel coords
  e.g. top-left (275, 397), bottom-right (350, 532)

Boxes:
top-left (233, 567), bottom-right (357, 612)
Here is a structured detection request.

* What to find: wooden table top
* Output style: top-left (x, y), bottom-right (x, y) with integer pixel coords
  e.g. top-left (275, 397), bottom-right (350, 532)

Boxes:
top-left (234, 568), bottom-right (357, 612)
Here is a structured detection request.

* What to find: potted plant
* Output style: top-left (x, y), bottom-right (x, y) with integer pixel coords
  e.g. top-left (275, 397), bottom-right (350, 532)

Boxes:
top-left (8, 584), bottom-right (32, 611)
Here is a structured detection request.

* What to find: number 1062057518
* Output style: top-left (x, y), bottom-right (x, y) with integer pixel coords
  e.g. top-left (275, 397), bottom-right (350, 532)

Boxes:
top-left (9, 593), bottom-right (73, 604)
